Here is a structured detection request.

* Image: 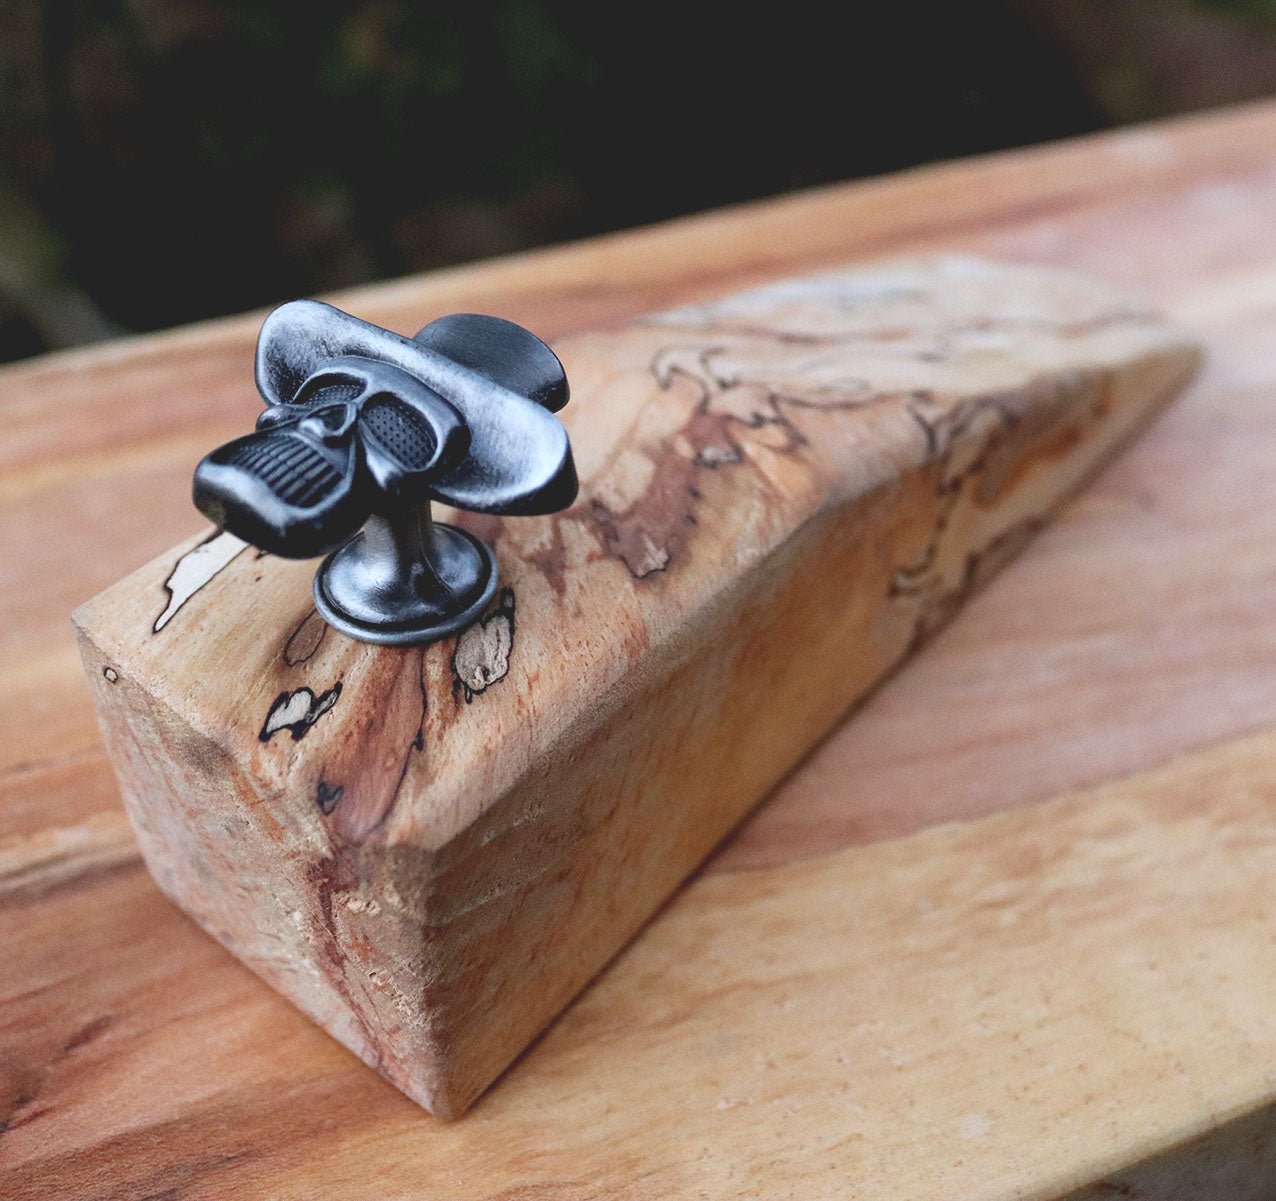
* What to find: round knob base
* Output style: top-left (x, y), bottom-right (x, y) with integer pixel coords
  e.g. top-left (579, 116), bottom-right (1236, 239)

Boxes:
top-left (314, 520), bottom-right (498, 646)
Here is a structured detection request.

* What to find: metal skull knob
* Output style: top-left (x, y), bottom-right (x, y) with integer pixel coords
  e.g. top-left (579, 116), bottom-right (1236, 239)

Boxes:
top-left (193, 301), bottom-right (577, 646)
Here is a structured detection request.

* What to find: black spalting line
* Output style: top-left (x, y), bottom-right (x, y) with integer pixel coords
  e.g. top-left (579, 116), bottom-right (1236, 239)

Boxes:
top-left (258, 682), bottom-right (342, 743)
top-left (890, 393), bottom-right (1013, 600)
top-left (580, 341), bottom-right (913, 583)
top-left (283, 609), bottom-right (327, 666)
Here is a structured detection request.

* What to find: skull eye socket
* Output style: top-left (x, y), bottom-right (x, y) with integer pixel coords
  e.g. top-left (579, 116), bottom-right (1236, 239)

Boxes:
top-left (294, 376), bottom-right (364, 408)
top-left (358, 394), bottom-right (439, 471)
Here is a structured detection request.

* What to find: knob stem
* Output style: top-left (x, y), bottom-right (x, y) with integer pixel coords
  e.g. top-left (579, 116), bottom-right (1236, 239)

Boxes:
top-left (313, 502), bottom-right (498, 646)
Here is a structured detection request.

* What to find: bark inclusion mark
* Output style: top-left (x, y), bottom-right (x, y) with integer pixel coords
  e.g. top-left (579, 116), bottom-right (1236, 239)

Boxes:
top-left (452, 589), bottom-right (516, 703)
top-left (153, 529), bottom-right (247, 633)
top-left (259, 682), bottom-right (342, 742)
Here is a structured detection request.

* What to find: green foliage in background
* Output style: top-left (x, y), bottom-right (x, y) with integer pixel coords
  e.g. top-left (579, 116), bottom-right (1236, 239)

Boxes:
top-left (0, 0), bottom-right (1271, 360)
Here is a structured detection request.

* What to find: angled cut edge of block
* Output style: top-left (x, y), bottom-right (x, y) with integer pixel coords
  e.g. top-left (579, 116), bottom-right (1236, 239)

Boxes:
top-left (73, 255), bottom-right (1201, 1117)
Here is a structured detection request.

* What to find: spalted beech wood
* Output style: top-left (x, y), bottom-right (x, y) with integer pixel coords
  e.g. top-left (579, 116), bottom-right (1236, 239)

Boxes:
top-left (74, 255), bottom-right (1200, 1117)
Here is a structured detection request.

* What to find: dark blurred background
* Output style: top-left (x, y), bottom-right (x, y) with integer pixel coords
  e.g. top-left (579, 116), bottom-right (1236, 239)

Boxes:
top-left (2, 0), bottom-right (1276, 363)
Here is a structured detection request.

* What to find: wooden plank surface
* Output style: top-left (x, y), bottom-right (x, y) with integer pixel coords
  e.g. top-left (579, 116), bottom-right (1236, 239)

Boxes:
top-left (5, 99), bottom-right (1276, 1196)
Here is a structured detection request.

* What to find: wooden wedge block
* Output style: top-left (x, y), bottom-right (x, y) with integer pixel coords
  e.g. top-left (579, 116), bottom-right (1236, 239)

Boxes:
top-left (73, 256), bottom-right (1200, 1117)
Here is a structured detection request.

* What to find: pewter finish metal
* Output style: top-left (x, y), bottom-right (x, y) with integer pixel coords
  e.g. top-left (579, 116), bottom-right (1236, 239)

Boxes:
top-left (256, 303), bottom-right (576, 515)
top-left (314, 509), bottom-right (498, 646)
top-left (193, 302), bottom-right (575, 646)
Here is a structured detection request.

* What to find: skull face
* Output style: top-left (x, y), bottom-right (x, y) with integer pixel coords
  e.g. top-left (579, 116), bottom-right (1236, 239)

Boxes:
top-left (262, 355), bottom-right (469, 500)
top-left (193, 355), bottom-right (468, 558)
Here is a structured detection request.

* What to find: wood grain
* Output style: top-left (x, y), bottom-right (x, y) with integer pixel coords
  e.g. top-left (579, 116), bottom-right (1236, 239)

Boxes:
top-left (8, 731), bottom-right (1276, 1200)
top-left (6, 98), bottom-right (1276, 1193)
top-left (73, 257), bottom-right (1199, 1116)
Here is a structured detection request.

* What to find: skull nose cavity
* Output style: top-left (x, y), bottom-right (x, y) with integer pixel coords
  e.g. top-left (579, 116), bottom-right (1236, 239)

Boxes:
top-left (299, 402), bottom-right (358, 445)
